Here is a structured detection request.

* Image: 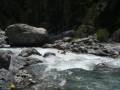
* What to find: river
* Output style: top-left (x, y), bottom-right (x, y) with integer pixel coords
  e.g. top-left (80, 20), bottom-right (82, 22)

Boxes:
top-left (1, 48), bottom-right (120, 90)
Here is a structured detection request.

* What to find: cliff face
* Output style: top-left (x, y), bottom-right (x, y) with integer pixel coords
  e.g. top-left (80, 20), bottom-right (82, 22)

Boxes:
top-left (0, 0), bottom-right (120, 33)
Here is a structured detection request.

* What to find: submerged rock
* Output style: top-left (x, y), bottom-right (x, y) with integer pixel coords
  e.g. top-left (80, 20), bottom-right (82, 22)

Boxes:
top-left (93, 63), bottom-right (120, 73)
top-left (43, 52), bottom-right (56, 57)
top-left (5, 24), bottom-right (48, 46)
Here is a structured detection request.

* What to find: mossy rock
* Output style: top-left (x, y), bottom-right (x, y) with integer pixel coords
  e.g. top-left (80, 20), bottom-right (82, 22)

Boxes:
top-left (96, 29), bottom-right (109, 42)
top-left (75, 25), bottom-right (95, 38)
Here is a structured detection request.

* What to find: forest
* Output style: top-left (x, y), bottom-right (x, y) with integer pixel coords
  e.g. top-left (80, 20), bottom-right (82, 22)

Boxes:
top-left (0, 0), bottom-right (120, 34)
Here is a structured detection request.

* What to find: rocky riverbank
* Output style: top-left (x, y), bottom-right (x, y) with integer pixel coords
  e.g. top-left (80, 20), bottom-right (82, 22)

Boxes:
top-left (0, 24), bottom-right (120, 58)
top-left (0, 24), bottom-right (120, 90)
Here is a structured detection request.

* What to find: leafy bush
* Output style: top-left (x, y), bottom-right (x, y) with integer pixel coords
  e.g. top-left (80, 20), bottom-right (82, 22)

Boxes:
top-left (96, 28), bottom-right (109, 42)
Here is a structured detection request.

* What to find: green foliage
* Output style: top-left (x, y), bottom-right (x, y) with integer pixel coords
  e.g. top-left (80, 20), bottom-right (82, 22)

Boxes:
top-left (74, 24), bottom-right (95, 38)
top-left (9, 83), bottom-right (15, 90)
top-left (96, 28), bottom-right (109, 42)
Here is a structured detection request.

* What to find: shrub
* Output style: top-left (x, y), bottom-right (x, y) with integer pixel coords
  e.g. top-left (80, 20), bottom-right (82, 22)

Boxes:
top-left (96, 28), bottom-right (109, 42)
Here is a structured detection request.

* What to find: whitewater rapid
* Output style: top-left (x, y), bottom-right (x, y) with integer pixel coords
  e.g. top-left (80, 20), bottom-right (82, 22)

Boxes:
top-left (1, 48), bottom-right (120, 71)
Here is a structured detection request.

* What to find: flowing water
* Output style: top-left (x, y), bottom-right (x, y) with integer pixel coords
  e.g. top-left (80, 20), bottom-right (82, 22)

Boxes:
top-left (1, 48), bottom-right (120, 90)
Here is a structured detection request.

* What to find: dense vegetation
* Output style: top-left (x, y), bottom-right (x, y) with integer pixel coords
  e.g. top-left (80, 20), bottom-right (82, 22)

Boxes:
top-left (0, 0), bottom-right (120, 34)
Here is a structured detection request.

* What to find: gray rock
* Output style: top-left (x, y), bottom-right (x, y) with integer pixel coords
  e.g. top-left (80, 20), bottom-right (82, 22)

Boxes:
top-left (25, 56), bottom-right (43, 66)
top-left (43, 52), bottom-right (56, 57)
top-left (90, 48), bottom-right (119, 58)
top-left (19, 48), bottom-right (41, 57)
top-left (93, 63), bottom-right (112, 71)
top-left (9, 56), bottom-right (43, 71)
top-left (0, 50), bottom-right (13, 69)
top-left (9, 56), bottom-right (27, 71)
top-left (5, 24), bottom-right (48, 46)
top-left (94, 63), bottom-right (120, 73)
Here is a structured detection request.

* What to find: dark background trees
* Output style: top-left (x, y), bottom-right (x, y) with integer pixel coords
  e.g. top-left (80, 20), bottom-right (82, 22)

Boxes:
top-left (0, 0), bottom-right (120, 33)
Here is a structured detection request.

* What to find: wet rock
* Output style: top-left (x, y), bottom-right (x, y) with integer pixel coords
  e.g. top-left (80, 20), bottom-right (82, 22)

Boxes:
top-left (25, 57), bottom-right (43, 66)
top-left (0, 50), bottom-right (13, 69)
top-left (5, 24), bottom-right (48, 46)
top-left (9, 56), bottom-right (43, 71)
top-left (71, 47), bottom-right (80, 53)
top-left (60, 50), bottom-right (66, 54)
top-left (103, 48), bottom-right (119, 58)
top-left (89, 46), bottom-right (115, 57)
top-left (9, 56), bottom-right (27, 71)
top-left (94, 63), bottom-right (109, 71)
top-left (93, 63), bottom-right (120, 72)
top-left (19, 48), bottom-right (41, 57)
top-left (90, 49), bottom-right (108, 57)
top-left (78, 47), bottom-right (88, 53)
top-left (43, 52), bottom-right (56, 57)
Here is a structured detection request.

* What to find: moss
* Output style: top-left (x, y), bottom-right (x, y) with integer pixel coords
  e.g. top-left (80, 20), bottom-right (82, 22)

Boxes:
top-left (9, 83), bottom-right (16, 90)
top-left (96, 28), bottom-right (109, 42)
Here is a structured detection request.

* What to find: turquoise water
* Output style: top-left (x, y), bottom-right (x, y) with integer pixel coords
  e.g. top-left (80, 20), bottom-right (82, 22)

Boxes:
top-left (59, 69), bottom-right (120, 90)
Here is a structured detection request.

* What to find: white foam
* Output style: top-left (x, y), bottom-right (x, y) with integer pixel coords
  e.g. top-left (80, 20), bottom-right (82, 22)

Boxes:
top-left (0, 48), bottom-right (120, 71)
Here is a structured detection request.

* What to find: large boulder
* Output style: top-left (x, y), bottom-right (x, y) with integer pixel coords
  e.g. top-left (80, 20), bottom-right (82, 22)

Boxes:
top-left (5, 24), bottom-right (48, 46)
